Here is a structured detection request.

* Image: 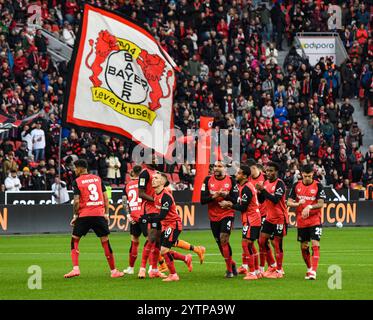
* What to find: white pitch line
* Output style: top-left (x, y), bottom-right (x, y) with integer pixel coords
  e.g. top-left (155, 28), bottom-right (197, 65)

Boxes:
top-left (202, 261), bottom-right (373, 267)
top-left (1, 248), bottom-right (373, 255)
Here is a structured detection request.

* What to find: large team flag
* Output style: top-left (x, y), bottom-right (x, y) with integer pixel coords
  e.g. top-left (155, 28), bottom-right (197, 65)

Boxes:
top-left (63, 4), bottom-right (178, 155)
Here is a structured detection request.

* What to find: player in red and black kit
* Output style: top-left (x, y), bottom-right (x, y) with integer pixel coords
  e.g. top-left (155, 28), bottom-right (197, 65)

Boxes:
top-left (219, 165), bottom-right (261, 280)
top-left (256, 162), bottom-right (289, 279)
top-left (201, 161), bottom-right (239, 278)
top-left (288, 164), bottom-right (326, 280)
top-left (137, 152), bottom-right (163, 279)
top-left (64, 159), bottom-right (123, 279)
top-left (122, 165), bottom-right (146, 275)
top-left (246, 159), bottom-right (276, 275)
top-left (148, 173), bottom-right (193, 282)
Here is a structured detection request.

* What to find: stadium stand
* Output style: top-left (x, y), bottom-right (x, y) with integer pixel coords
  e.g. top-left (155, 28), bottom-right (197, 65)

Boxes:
top-left (0, 0), bottom-right (372, 192)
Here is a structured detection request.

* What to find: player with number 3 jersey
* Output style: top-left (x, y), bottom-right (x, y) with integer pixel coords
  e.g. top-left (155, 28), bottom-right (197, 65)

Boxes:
top-left (64, 159), bottom-right (123, 279)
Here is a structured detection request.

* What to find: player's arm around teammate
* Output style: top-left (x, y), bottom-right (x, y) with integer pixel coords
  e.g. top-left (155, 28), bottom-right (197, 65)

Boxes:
top-left (287, 164), bottom-right (326, 280)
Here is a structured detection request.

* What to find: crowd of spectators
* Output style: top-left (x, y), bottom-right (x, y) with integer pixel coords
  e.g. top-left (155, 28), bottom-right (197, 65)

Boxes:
top-left (0, 0), bottom-right (372, 193)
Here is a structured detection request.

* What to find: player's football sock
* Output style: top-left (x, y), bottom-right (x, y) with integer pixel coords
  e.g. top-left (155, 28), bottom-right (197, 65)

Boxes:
top-left (170, 250), bottom-right (186, 261)
top-left (265, 241), bottom-right (276, 266)
top-left (241, 240), bottom-right (250, 266)
top-left (140, 240), bottom-right (151, 269)
top-left (221, 243), bottom-right (233, 273)
top-left (251, 243), bottom-right (259, 271)
top-left (301, 247), bottom-right (312, 269)
top-left (273, 237), bottom-right (284, 271)
top-left (101, 240), bottom-right (116, 270)
top-left (175, 239), bottom-right (193, 251)
top-left (150, 244), bottom-right (160, 270)
top-left (70, 237), bottom-right (80, 267)
top-left (247, 243), bottom-right (256, 273)
top-left (311, 246), bottom-right (320, 272)
top-left (258, 235), bottom-right (268, 268)
top-left (216, 241), bottom-right (224, 257)
top-left (129, 241), bottom-right (139, 268)
top-left (164, 252), bottom-right (176, 274)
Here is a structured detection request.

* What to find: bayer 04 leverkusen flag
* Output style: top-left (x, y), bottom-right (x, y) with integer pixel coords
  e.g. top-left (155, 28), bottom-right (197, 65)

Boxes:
top-left (63, 4), bottom-right (178, 156)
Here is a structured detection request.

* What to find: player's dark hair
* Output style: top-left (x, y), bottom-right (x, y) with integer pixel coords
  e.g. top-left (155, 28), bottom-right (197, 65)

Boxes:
top-left (257, 163), bottom-right (264, 171)
top-left (245, 158), bottom-right (257, 167)
top-left (241, 165), bottom-right (251, 178)
top-left (160, 173), bottom-right (170, 187)
top-left (267, 162), bottom-right (280, 171)
top-left (132, 165), bottom-right (142, 176)
top-left (74, 159), bottom-right (88, 169)
top-left (301, 164), bottom-right (314, 174)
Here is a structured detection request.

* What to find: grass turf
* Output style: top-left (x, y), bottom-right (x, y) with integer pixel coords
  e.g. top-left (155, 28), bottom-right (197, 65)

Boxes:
top-left (1, 227), bottom-right (373, 300)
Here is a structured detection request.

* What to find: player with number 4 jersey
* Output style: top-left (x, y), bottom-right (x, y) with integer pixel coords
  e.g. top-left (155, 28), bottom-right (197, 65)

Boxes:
top-left (201, 161), bottom-right (239, 278)
top-left (288, 164), bottom-right (326, 280)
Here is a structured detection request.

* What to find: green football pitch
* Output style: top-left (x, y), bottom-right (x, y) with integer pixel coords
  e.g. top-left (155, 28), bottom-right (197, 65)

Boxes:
top-left (1, 227), bottom-right (372, 300)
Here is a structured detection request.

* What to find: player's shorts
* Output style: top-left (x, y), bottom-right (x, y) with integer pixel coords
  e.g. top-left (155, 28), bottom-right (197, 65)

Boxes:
top-left (297, 225), bottom-right (322, 242)
top-left (261, 216), bottom-right (274, 240)
top-left (261, 220), bottom-right (288, 238)
top-left (146, 213), bottom-right (162, 231)
top-left (72, 216), bottom-right (110, 238)
top-left (161, 223), bottom-right (182, 248)
top-left (130, 220), bottom-right (148, 238)
top-left (242, 223), bottom-right (261, 241)
top-left (210, 216), bottom-right (234, 242)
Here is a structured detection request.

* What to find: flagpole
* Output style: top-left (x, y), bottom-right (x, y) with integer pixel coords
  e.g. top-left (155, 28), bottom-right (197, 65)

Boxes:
top-left (58, 125), bottom-right (62, 203)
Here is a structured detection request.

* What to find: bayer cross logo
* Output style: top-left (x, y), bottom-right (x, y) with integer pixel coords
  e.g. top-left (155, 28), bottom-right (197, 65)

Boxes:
top-left (105, 51), bottom-right (149, 104)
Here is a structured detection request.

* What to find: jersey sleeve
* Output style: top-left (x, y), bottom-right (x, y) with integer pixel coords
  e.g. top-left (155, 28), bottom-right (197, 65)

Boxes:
top-left (262, 180), bottom-right (286, 204)
top-left (200, 176), bottom-right (213, 204)
top-left (225, 176), bottom-right (239, 203)
top-left (138, 170), bottom-right (149, 190)
top-left (316, 183), bottom-right (327, 200)
top-left (288, 183), bottom-right (298, 200)
top-left (232, 185), bottom-right (252, 212)
top-left (72, 180), bottom-right (80, 196)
